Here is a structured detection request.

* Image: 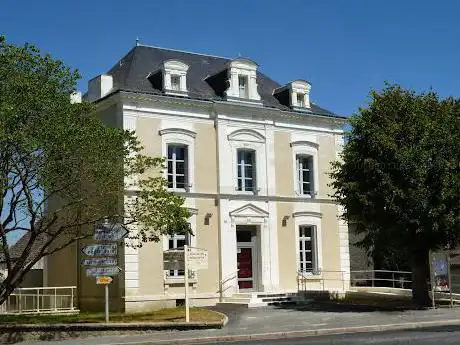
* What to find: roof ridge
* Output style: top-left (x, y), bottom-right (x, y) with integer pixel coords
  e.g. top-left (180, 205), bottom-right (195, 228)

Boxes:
top-left (136, 43), bottom-right (231, 60)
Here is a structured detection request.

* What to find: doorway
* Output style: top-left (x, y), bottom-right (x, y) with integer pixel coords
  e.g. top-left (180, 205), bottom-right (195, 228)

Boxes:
top-left (236, 225), bottom-right (259, 291)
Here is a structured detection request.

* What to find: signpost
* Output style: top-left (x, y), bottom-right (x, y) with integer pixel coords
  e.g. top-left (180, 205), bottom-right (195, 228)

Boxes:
top-left (163, 246), bottom-right (208, 323)
top-left (96, 276), bottom-right (113, 285)
top-left (81, 220), bottom-right (129, 323)
top-left (81, 258), bottom-right (117, 266)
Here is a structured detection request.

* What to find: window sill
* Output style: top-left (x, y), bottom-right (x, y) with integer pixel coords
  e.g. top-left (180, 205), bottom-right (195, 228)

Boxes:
top-left (164, 278), bottom-right (198, 285)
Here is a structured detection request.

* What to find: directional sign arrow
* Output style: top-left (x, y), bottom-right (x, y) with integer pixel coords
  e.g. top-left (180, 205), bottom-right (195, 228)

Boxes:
top-left (86, 266), bottom-right (121, 277)
top-left (81, 257), bottom-right (117, 266)
top-left (94, 223), bottom-right (129, 242)
top-left (82, 243), bottom-right (117, 257)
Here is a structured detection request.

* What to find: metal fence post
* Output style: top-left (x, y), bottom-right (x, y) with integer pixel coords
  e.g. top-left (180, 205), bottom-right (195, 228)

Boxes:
top-left (392, 272), bottom-right (395, 288)
top-left (36, 289), bottom-right (40, 313)
top-left (372, 271), bottom-right (375, 287)
top-left (71, 287), bottom-right (74, 310)
top-left (54, 288), bottom-right (57, 311)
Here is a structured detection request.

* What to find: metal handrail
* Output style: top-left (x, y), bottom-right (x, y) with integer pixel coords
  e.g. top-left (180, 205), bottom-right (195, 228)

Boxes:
top-left (0, 286), bottom-right (78, 315)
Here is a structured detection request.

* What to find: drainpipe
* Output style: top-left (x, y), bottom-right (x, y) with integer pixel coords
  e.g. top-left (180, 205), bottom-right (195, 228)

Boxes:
top-left (264, 118), bottom-right (272, 292)
top-left (212, 102), bottom-right (223, 301)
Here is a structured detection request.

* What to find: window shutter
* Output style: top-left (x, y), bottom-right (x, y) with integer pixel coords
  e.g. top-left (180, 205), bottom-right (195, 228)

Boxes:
top-left (184, 146), bottom-right (189, 190)
top-left (308, 156), bottom-right (314, 195)
top-left (251, 151), bottom-right (255, 192)
top-left (296, 156), bottom-right (301, 194)
top-left (312, 226), bottom-right (318, 274)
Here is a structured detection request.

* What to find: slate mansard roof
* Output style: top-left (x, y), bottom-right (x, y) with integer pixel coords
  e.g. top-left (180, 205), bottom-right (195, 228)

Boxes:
top-left (104, 44), bottom-right (342, 119)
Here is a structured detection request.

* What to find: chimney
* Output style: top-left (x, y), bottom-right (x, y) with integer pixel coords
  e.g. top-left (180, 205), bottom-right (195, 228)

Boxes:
top-left (87, 75), bottom-right (113, 102)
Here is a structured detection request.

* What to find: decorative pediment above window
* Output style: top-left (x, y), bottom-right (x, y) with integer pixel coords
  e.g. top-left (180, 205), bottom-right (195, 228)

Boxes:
top-left (159, 128), bottom-right (196, 139)
top-left (228, 129), bottom-right (265, 143)
top-left (225, 58), bottom-right (261, 103)
top-left (273, 80), bottom-right (312, 110)
top-left (230, 204), bottom-right (269, 222)
top-left (290, 140), bottom-right (319, 149)
top-left (163, 59), bottom-right (189, 95)
top-left (292, 211), bottom-right (322, 219)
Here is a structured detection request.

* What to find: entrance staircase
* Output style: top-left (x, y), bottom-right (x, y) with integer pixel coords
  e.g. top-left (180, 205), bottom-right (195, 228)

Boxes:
top-left (217, 292), bottom-right (302, 308)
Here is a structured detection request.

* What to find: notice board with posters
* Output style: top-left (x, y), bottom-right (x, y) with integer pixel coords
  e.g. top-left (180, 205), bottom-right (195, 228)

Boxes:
top-left (429, 251), bottom-right (451, 292)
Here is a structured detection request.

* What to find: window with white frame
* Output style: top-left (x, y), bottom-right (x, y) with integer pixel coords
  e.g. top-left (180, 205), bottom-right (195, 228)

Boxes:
top-left (238, 75), bottom-right (249, 98)
top-left (296, 155), bottom-right (314, 195)
top-left (237, 149), bottom-right (256, 192)
top-left (298, 225), bottom-right (318, 274)
top-left (167, 144), bottom-right (188, 190)
top-left (171, 74), bottom-right (181, 91)
top-left (297, 93), bottom-right (305, 107)
top-left (167, 234), bottom-right (186, 277)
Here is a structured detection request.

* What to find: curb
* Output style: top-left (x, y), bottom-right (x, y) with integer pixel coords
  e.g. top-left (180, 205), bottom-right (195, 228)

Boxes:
top-left (0, 320), bottom-right (225, 332)
top-left (107, 319), bottom-right (460, 345)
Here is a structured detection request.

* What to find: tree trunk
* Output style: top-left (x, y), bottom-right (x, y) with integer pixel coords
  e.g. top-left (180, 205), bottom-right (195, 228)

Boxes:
top-left (411, 249), bottom-right (431, 308)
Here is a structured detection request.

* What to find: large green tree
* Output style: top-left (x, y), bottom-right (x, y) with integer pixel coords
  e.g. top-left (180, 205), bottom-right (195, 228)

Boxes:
top-left (0, 37), bottom-right (191, 304)
top-left (331, 84), bottom-right (460, 306)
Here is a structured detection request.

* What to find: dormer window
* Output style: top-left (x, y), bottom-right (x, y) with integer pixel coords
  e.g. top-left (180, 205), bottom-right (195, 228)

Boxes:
top-left (171, 75), bottom-right (181, 91)
top-left (273, 80), bottom-right (311, 110)
top-left (238, 75), bottom-right (249, 98)
top-left (225, 58), bottom-right (261, 103)
top-left (163, 60), bottom-right (189, 95)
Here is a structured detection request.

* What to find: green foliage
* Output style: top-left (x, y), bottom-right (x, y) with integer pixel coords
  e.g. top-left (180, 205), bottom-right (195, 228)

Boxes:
top-left (330, 84), bottom-right (460, 302)
top-left (0, 37), bottom-right (190, 299)
top-left (331, 84), bottom-right (460, 253)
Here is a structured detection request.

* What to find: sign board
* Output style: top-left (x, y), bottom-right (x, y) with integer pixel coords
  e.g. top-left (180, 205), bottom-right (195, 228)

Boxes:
top-left (86, 266), bottom-right (121, 277)
top-left (430, 251), bottom-right (451, 292)
top-left (188, 248), bottom-right (208, 270)
top-left (82, 243), bottom-right (117, 257)
top-left (81, 258), bottom-right (117, 266)
top-left (94, 224), bottom-right (129, 242)
top-left (96, 276), bottom-right (113, 285)
top-left (163, 250), bottom-right (184, 270)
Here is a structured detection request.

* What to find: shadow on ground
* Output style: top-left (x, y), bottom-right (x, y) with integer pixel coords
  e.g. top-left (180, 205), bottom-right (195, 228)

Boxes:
top-left (271, 300), bottom-right (426, 313)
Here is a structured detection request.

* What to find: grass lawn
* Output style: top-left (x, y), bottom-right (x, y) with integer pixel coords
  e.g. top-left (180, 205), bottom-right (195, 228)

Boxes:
top-left (0, 307), bottom-right (224, 324)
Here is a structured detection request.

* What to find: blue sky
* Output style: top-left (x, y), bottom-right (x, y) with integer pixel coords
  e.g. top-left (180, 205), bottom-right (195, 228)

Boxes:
top-left (3, 0), bottom-right (460, 116)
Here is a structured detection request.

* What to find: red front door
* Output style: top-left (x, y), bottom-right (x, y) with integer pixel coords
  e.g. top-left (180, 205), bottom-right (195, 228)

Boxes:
top-left (237, 247), bottom-right (254, 290)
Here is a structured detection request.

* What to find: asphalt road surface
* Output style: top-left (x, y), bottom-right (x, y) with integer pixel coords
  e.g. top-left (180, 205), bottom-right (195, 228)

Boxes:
top-left (194, 327), bottom-right (460, 345)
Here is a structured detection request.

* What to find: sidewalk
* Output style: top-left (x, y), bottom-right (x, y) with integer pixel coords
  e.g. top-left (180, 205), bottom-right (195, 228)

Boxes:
top-left (18, 304), bottom-right (460, 345)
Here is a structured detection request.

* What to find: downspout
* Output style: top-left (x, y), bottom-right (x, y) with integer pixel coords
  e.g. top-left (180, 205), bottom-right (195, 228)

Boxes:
top-left (264, 118), bottom-right (272, 291)
top-left (212, 102), bottom-right (223, 301)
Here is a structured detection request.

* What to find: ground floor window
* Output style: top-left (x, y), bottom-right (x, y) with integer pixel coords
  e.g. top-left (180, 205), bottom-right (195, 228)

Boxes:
top-left (167, 234), bottom-right (185, 277)
top-left (298, 225), bottom-right (318, 274)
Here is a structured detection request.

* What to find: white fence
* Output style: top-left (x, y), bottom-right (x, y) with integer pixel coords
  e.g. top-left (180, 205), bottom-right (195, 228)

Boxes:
top-left (0, 286), bottom-right (77, 314)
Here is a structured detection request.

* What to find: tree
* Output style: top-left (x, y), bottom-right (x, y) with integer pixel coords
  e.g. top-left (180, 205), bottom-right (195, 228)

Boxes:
top-left (0, 36), bottom-right (191, 304)
top-left (331, 84), bottom-right (460, 306)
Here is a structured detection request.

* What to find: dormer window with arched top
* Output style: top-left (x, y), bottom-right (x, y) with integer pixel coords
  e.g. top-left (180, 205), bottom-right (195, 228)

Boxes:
top-left (225, 58), bottom-right (261, 103)
top-left (163, 60), bottom-right (189, 95)
top-left (273, 80), bottom-right (312, 111)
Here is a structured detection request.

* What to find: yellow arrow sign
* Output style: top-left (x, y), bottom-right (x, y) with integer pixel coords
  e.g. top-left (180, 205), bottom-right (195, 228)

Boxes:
top-left (96, 276), bottom-right (113, 285)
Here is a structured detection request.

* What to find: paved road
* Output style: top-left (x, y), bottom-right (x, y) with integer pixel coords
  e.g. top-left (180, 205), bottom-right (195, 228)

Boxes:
top-left (195, 327), bottom-right (460, 344)
top-left (18, 305), bottom-right (460, 344)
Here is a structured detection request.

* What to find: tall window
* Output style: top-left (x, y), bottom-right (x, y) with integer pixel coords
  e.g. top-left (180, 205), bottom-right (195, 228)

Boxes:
top-left (237, 149), bottom-right (256, 192)
top-left (297, 93), bottom-right (305, 107)
top-left (171, 75), bottom-right (181, 91)
top-left (167, 144), bottom-right (188, 190)
top-left (296, 155), bottom-right (314, 195)
top-left (299, 226), bottom-right (317, 274)
top-left (238, 75), bottom-right (249, 98)
top-left (167, 234), bottom-right (185, 277)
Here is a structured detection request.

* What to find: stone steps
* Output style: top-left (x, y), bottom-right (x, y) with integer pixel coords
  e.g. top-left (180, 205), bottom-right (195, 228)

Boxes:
top-left (217, 292), bottom-right (301, 308)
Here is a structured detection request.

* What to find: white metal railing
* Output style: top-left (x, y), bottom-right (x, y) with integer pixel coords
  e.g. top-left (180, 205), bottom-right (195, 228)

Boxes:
top-left (220, 270), bottom-right (239, 295)
top-left (350, 270), bottom-right (412, 289)
top-left (0, 286), bottom-right (77, 315)
top-left (297, 270), bottom-right (349, 292)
